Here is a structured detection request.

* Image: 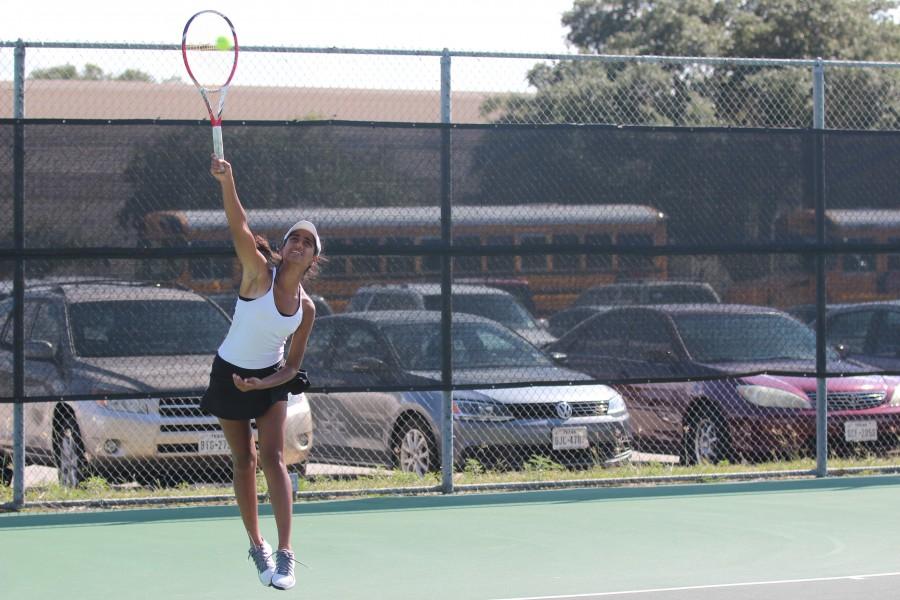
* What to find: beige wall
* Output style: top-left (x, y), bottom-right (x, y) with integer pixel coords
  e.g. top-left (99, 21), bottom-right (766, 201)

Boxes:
top-left (0, 80), bottom-right (493, 123)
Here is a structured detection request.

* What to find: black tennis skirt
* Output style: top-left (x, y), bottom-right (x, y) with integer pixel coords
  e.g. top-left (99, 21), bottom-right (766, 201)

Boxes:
top-left (200, 354), bottom-right (288, 420)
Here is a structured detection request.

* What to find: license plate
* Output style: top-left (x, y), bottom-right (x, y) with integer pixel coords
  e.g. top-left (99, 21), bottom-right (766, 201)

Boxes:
top-left (198, 432), bottom-right (230, 455)
top-left (845, 421), bottom-right (877, 442)
top-left (552, 426), bottom-right (589, 450)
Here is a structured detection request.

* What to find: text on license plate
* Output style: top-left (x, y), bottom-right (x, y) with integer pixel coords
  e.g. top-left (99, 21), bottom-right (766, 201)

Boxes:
top-left (552, 426), bottom-right (589, 450)
top-left (198, 432), bottom-right (230, 455)
top-left (844, 421), bottom-right (877, 443)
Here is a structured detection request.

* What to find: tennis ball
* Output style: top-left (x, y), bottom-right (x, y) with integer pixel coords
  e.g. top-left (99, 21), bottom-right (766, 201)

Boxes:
top-left (215, 35), bottom-right (232, 51)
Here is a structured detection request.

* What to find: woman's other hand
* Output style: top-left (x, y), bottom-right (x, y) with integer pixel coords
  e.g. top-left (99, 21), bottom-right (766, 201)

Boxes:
top-left (232, 373), bottom-right (262, 392)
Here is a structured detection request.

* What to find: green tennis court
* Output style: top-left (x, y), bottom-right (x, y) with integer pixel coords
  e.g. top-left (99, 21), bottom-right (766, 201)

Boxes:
top-left (2, 475), bottom-right (899, 600)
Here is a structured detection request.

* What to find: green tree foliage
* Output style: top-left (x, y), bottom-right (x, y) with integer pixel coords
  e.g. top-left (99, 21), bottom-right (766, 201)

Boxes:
top-left (473, 0), bottom-right (900, 274)
top-left (484, 0), bottom-right (900, 127)
top-left (29, 63), bottom-right (156, 82)
top-left (120, 125), bottom-right (429, 231)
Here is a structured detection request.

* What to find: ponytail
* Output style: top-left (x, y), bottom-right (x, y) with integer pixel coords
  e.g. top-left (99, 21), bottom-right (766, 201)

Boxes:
top-left (255, 235), bottom-right (282, 268)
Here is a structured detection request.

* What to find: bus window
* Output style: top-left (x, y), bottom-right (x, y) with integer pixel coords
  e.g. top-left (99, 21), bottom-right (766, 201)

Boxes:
top-left (618, 233), bottom-right (655, 270)
top-left (486, 235), bottom-right (514, 273)
top-left (552, 234), bottom-right (580, 272)
top-left (520, 235), bottom-right (548, 272)
top-left (420, 237), bottom-right (442, 274)
top-left (454, 235), bottom-right (482, 273)
top-left (350, 238), bottom-right (380, 274)
top-left (889, 237), bottom-right (900, 271)
top-left (585, 233), bottom-right (612, 271)
top-left (385, 237), bottom-right (415, 274)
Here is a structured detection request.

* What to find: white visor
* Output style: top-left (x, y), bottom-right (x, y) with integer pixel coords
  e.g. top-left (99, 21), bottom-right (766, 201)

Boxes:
top-left (283, 220), bottom-right (321, 255)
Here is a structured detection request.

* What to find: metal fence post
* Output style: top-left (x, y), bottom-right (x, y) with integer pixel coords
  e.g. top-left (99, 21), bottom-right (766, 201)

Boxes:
top-left (439, 48), bottom-right (454, 494)
top-left (812, 58), bottom-right (828, 478)
top-left (12, 39), bottom-right (26, 507)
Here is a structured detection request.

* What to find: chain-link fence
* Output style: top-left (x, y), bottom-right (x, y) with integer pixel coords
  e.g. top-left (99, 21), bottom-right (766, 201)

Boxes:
top-left (2, 42), bottom-right (900, 510)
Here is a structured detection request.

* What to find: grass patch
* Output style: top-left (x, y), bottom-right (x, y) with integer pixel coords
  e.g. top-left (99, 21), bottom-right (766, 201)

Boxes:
top-left (2, 455), bottom-right (898, 510)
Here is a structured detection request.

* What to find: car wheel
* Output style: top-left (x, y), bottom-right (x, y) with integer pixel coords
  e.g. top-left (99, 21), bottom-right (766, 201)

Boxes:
top-left (54, 414), bottom-right (87, 488)
top-left (394, 418), bottom-right (437, 477)
top-left (682, 407), bottom-right (731, 466)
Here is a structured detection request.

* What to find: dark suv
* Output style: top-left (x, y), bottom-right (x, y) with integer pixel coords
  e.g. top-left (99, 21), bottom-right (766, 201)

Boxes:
top-left (0, 280), bottom-right (313, 486)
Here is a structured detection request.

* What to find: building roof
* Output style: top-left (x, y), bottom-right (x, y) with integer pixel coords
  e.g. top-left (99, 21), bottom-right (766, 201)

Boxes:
top-left (1, 80), bottom-right (494, 123)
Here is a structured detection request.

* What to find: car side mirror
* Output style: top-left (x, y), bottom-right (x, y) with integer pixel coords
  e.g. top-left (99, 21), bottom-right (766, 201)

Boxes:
top-left (25, 340), bottom-right (56, 362)
top-left (548, 351), bottom-right (568, 364)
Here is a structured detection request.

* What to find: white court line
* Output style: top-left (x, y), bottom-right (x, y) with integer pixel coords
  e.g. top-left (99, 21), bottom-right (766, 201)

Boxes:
top-left (488, 571), bottom-right (900, 600)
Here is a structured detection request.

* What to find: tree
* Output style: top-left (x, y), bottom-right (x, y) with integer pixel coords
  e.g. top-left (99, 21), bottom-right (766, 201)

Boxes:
top-left (29, 63), bottom-right (156, 82)
top-left (483, 0), bottom-right (900, 127)
top-left (472, 0), bottom-right (900, 280)
top-left (120, 124), bottom-right (432, 231)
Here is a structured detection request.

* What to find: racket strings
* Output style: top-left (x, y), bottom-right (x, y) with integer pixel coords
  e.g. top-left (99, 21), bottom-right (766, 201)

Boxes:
top-left (184, 43), bottom-right (222, 51)
top-left (182, 12), bottom-right (237, 89)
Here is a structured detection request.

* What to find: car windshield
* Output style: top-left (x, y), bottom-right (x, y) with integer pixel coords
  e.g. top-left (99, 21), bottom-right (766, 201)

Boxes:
top-left (382, 322), bottom-right (554, 370)
top-left (673, 313), bottom-right (837, 363)
top-left (69, 300), bottom-right (230, 357)
top-left (423, 295), bottom-right (537, 329)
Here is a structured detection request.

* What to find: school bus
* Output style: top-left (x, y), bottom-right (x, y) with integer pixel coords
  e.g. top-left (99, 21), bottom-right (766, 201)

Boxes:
top-left (724, 208), bottom-right (900, 308)
top-left (139, 204), bottom-right (668, 314)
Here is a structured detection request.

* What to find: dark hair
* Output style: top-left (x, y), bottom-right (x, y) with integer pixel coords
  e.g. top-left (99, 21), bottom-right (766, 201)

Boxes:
top-left (256, 234), bottom-right (326, 280)
top-left (255, 235), bottom-right (282, 267)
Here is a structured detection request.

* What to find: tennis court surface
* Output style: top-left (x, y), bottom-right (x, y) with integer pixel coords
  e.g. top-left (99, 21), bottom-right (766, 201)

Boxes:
top-left (2, 475), bottom-right (898, 600)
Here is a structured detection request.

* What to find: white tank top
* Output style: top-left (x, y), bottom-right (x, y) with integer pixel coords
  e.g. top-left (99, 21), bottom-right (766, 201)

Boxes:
top-left (217, 270), bottom-right (304, 369)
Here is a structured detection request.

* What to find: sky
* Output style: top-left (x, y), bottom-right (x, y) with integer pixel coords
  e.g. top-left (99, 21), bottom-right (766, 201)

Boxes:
top-left (3, 0), bottom-right (575, 50)
top-left (2, 0), bottom-right (577, 91)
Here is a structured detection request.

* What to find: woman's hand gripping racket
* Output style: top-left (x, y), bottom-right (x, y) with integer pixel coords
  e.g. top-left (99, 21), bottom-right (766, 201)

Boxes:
top-left (182, 10), bottom-right (238, 159)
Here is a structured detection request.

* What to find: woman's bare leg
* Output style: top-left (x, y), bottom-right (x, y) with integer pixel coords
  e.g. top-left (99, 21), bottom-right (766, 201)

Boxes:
top-left (219, 417), bottom-right (263, 545)
top-left (255, 401), bottom-right (292, 550)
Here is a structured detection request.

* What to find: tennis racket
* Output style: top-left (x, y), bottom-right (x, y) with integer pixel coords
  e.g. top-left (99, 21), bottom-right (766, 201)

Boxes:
top-left (181, 10), bottom-right (239, 159)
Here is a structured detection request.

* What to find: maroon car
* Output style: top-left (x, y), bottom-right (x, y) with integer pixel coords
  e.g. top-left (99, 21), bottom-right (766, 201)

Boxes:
top-left (547, 304), bottom-right (900, 464)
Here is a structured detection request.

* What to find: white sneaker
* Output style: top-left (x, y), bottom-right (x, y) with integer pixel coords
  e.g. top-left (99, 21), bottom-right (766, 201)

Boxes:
top-left (271, 549), bottom-right (297, 591)
top-left (248, 539), bottom-right (275, 586)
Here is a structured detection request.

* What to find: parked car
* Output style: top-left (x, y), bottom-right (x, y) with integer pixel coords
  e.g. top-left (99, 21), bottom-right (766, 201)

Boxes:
top-left (547, 306), bottom-right (611, 339)
top-left (0, 280), bottom-right (313, 487)
top-left (346, 283), bottom-right (556, 347)
top-left (785, 304), bottom-right (817, 324)
top-left (573, 281), bottom-right (721, 308)
top-left (303, 311), bottom-right (632, 475)
top-left (454, 277), bottom-right (537, 315)
top-left (824, 301), bottom-right (900, 371)
top-left (546, 304), bottom-right (900, 464)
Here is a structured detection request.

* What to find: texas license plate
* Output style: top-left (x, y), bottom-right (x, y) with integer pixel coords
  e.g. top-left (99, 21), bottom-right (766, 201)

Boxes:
top-left (552, 426), bottom-right (589, 450)
top-left (198, 432), bottom-right (230, 454)
top-left (845, 421), bottom-right (877, 442)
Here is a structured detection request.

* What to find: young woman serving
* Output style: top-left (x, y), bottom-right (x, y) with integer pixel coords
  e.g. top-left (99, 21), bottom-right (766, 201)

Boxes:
top-left (201, 156), bottom-right (319, 591)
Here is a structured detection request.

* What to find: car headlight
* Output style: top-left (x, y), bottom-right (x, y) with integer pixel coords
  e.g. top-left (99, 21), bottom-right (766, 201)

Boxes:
top-left (96, 398), bottom-right (153, 415)
top-left (607, 392), bottom-right (627, 416)
top-left (890, 387), bottom-right (900, 407)
top-left (737, 385), bottom-right (811, 409)
top-left (452, 398), bottom-right (513, 421)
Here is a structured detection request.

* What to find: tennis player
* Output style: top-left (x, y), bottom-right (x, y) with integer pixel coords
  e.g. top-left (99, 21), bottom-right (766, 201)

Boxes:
top-left (201, 156), bottom-right (320, 590)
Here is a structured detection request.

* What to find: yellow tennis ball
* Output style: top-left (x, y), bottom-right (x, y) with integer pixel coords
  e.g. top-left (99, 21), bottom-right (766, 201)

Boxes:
top-left (215, 35), bottom-right (232, 51)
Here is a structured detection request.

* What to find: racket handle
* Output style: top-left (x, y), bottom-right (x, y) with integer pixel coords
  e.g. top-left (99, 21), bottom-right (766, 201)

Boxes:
top-left (212, 125), bottom-right (224, 159)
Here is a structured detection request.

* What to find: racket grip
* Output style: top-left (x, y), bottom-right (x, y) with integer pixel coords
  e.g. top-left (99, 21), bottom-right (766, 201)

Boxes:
top-left (212, 125), bottom-right (224, 159)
